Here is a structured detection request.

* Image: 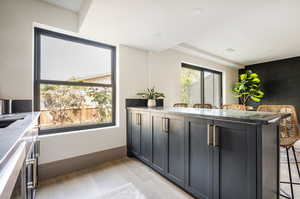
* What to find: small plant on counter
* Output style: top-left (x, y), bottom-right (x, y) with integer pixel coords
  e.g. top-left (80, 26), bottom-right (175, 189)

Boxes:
top-left (136, 87), bottom-right (165, 107)
top-left (232, 70), bottom-right (264, 105)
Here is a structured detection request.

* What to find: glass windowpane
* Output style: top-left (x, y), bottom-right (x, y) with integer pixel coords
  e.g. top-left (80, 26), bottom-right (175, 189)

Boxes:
top-left (40, 35), bottom-right (112, 84)
top-left (213, 73), bottom-right (222, 108)
top-left (180, 68), bottom-right (202, 105)
top-left (39, 84), bottom-right (112, 130)
top-left (204, 71), bottom-right (214, 106)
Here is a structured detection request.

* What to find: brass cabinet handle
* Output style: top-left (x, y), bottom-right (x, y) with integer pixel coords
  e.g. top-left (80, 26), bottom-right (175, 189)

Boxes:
top-left (164, 118), bottom-right (169, 133)
top-left (139, 114), bottom-right (142, 125)
top-left (207, 124), bottom-right (213, 146)
top-left (136, 113), bottom-right (141, 125)
top-left (213, 125), bottom-right (220, 147)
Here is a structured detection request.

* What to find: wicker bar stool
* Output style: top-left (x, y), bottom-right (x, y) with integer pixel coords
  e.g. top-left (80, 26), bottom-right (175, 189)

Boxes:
top-left (257, 105), bottom-right (300, 199)
top-left (193, 104), bottom-right (213, 109)
top-left (221, 104), bottom-right (247, 111)
top-left (173, 103), bottom-right (188, 108)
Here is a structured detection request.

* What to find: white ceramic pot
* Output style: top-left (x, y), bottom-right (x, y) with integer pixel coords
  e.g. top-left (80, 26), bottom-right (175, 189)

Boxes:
top-left (147, 99), bottom-right (156, 107)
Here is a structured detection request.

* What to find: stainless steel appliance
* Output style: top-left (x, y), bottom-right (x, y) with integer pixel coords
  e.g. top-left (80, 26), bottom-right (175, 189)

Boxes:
top-left (0, 99), bottom-right (12, 115)
top-left (8, 124), bottom-right (39, 199)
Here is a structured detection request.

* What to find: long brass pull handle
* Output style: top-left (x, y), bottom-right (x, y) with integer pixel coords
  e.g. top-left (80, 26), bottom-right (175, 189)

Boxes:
top-left (139, 114), bottom-right (141, 125)
top-left (136, 113), bottom-right (139, 125)
top-left (207, 124), bottom-right (213, 146)
top-left (136, 113), bottom-right (141, 125)
top-left (162, 118), bottom-right (165, 132)
top-left (164, 118), bottom-right (169, 133)
top-left (213, 125), bottom-right (220, 147)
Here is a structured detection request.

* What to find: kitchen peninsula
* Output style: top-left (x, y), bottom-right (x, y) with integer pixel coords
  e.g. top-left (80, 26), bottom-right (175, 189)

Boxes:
top-left (126, 106), bottom-right (289, 199)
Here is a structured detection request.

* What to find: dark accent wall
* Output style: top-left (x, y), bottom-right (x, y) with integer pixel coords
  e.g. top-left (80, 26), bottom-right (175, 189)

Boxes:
top-left (241, 56), bottom-right (300, 115)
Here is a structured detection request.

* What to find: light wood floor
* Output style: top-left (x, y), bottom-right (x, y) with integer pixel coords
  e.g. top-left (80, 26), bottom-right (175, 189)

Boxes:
top-left (37, 157), bottom-right (300, 199)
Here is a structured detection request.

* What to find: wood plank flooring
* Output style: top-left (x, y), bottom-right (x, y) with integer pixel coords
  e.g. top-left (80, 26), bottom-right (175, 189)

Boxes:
top-left (37, 157), bottom-right (300, 199)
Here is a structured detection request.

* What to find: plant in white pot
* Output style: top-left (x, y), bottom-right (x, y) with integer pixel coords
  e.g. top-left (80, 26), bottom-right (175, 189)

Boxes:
top-left (136, 87), bottom-right (165, 107)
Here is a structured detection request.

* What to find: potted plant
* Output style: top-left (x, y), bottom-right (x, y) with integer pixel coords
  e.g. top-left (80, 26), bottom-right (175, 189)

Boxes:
top-left (232, 70), bottom-right (264, 106)
top-left (136, 87), bottom-right (165, 107)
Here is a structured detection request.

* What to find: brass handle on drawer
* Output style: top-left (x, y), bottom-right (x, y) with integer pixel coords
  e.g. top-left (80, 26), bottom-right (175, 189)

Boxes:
top-left (207, 124), bottom-right (213, 146)
top-left (213, 125), bottom-right (220, 147)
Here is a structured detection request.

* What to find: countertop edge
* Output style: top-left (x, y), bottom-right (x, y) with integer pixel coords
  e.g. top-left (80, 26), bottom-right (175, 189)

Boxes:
top-left (126, 107), bottom-right (290, 125)
top-left (0, 112), bottom-right (40, 167)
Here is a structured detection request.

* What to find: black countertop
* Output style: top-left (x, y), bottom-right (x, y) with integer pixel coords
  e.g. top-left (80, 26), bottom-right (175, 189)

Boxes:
top-left (127, 107), bottom-right (290, 124)
top-left (0, 112), bottom-right (40, 166)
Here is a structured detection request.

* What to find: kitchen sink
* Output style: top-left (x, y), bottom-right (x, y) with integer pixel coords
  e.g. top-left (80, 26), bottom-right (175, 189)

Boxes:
top-left (0, 115), bottom-right (25, 128)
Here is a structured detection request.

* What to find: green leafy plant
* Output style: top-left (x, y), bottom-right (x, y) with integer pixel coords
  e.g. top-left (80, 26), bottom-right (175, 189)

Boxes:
top-left (87, 87), bottom-right (112, 122)
top-left (180, 68), bottom-right (199, 103)
top-left (136, 87), bottom-right (165, 100)
top-left (232, 70), bottom-right (264, 105)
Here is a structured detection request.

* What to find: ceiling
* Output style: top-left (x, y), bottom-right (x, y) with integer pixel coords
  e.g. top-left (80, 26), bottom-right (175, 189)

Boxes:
top-left (41, 0), bottom-right (83, 12)
top-left (44, 0), bottom-right (300, 67)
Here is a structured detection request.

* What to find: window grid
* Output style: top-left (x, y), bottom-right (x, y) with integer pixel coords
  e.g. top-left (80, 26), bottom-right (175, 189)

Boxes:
top-left (34, 28), bottom-right (116, 135)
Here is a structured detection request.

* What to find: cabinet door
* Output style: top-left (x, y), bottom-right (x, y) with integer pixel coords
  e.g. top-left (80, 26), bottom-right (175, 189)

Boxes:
top-left (165, 114), bottom-right (185, 187)
top-left (139, 111), bottom-right (152, 164)
top-left (151, 112), bottom-right (167, 175)
top-left (131, 111), bottom-right (141, 156)
top-left (185, 117), bottom-right (213, 199)
top-left (212, 121), bottom-right (257, 199)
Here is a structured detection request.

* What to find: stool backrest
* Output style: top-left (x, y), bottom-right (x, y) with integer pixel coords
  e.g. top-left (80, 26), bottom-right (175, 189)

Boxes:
top-left (222, 104), bottom-right (247, 111)
top-left (193, 104), bottom-right (212, 109)
top-left (173, 103), bottom-right (188, 108)
top-left (257, 105), bottom-right (300, 145)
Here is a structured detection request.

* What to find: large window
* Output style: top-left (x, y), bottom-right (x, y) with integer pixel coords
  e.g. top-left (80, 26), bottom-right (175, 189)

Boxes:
top-left (181, 63), bottom-right (222, 108)
top-left (34, 28), bottom-right (116, 134)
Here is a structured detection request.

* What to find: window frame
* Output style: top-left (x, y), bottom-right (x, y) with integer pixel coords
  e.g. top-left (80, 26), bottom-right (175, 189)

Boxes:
top-left (34, 27), bottom-right (116, 135)
top-left (181, 63), bottom-right (223, 107)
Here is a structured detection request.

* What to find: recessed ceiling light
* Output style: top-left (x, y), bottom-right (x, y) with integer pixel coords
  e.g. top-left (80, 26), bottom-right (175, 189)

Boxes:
top-left (152, 32), bottom-right (162, 38)
top-left (226, 48), bottom-right (235, 52)
top-left (192, 8), bottom-right (204, 16)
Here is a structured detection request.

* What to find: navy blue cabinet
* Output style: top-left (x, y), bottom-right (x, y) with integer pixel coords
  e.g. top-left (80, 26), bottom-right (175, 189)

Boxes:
top-left (164, 114), bottom-right (185, 188)
top-left (212, 121), bottom-right (257, 199)
top-left (151, 112), bottom-right (167, 174)
top-left (127, 110), bottom-right (151, 164)
top-left (185, 117), bottom-right (213, 199)
top-left (127, 108), bottom-right (279, 199)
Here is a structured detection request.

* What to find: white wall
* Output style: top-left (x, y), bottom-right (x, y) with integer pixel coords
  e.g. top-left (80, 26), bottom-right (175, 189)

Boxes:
top-left (0, 0), bottom-right (78, 99)
top-left (148, 49), bottom-right (238, 107)
top-left (39, 47), bottom-right (238, 164)
top-left (0, 0), bottom-right (238, 164)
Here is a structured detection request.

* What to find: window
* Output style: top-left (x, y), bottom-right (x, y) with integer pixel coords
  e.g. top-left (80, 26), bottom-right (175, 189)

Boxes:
top-left (181, 63), bottom-right (222, 108)
top-left (34, 28), bottom-right (116, 134)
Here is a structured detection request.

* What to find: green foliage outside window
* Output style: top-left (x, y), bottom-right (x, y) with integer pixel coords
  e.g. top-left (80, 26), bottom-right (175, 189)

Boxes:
top-left (41, 83), bottom-right (112, 127)
top-left (180, 68), bottom-right (199, 103)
